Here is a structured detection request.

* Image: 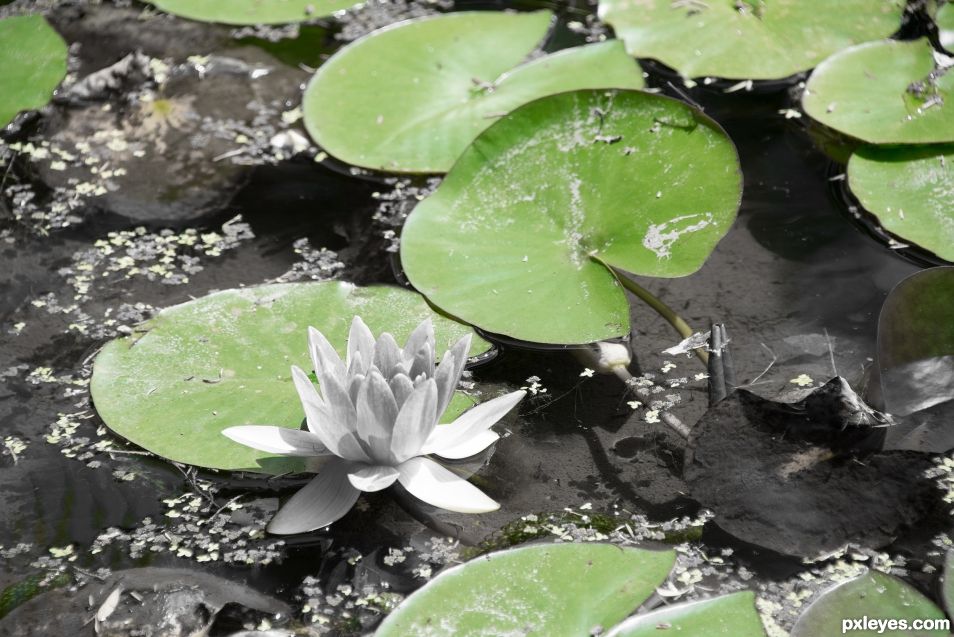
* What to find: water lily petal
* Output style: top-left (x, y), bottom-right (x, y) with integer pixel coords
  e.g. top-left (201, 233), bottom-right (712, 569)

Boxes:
top-left (408, 342), bottom-right (435, 381)
top-left (347, 350), bottom-right (365, 379)
top-left (397, 456), bottom-right (499, 513)
top-left (373, 332), bottom-right (402, 378)
top-left (347, 316), bottom-right (375, 375)
top-left (356, 368), bottom-right (399, 464)
top-left (434, 333), bottom-right (471, 418)
top-left (308, 325), bottom-right (344, 378)
top-left (295, 366), bottom-right (368, 462)
top-left (391, 379), bottom-right (438, 463)
top-left (422, 390), bottom-right (525, 456)
top-left (403, 318), bottom-right (434, 362)
top-left (347, 371), bottom-right (365, 405)
top-left (347, 464), bottom-right (400, 492)
top-left (267, 458), bottom-right (360, 534)
top-left (223, 425), bottom-right (331, 456)
top-left (434, 429), bottom-right (499, 460)
top-left (389, 373), bottom-right (415, 409)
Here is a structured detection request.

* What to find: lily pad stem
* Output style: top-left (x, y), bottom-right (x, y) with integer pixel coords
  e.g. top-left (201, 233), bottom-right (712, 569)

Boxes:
top-left (590, 254), bottom-right (709, 365)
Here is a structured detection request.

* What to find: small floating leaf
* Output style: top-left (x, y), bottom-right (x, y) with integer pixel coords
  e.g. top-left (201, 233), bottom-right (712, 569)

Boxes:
top-left (848, 145), bottom-right (954, 263)
top-left (791, 570), bottom-right (948, 636)
top-left (605, 592), bottom-right (766, 637)
top-left (0, 15), bottom-right (67, 128)
top-left (375, 543), bottom-right (676, 637)
top-left (803, 39), bottom-right (954, 144)
top-left (90, 282), bottom-right (489, 473)
top-left (400, 89), bottom-right (741, 344)
top-left (145, 0), bottom-right (361, 25)
top-left (598, 0), bottom-right (903, 81)
top-left (303, 11), bottom-right (645, 173)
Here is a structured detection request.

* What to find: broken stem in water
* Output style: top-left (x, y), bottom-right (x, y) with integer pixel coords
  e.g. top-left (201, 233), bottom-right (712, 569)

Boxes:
top-left (591, 255), bottom-right (709, 365)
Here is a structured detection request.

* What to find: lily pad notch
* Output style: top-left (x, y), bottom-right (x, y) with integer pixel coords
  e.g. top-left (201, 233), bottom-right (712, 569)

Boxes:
top-left (302, 10), bottom-right (646, 173)
top-left (400, 88), bottom-right (742, 345)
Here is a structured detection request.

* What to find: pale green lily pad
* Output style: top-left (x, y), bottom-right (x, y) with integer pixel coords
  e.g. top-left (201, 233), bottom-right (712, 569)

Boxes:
top-left (791, 570), bottom-right (948, 636)
top-left (0, 15), bottom-right (67, 128)
top-left (606, 592), bottom-right (766, 637)
top-left (940, 3), bottom-right (954, 49)
top-left (400, 89), bottom-right (742, 344)
top-left (847, 144), bottom-right (954, 262)
top-left (803, 38), bottom-right (954, 144)
top-left (598, 0), bottom-right (903, 81)
top-left (90, 282), bottom-right (490, 473)
top-left (302, 11), bottom-right (645, 173)
top-left (146, 0), bottom-right (361, 24)
top-left (375, 543), bottom-right (676, 637)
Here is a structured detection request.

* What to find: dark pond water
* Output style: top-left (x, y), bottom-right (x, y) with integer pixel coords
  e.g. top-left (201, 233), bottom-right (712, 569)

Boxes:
top-left (0, 0), bottom-right (949, 635)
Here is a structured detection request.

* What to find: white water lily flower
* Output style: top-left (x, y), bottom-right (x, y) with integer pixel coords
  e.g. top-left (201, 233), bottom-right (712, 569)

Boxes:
top-left (223, 317), bottom-right (525, 534)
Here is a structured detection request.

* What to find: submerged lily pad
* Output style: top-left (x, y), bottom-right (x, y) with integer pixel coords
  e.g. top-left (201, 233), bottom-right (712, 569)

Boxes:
top-left (400, 89), bottom-right (741, 344)
top-left (791, 570), bottom-right (948, 636)
top-left (146, 0), bottom-right (361, 25)
top-left (303, 11), bottom-right (646, 173)
top-left (686, 379), bottom-right (936, 557)
top-left (375, 543), bottom-right (676, 637)
top-left (0, 15), bottom-right (68, 128)
top-left (878, 267), bottom-right (954, 415)
top-left (606, 592), bottom-right (766, 637)
top-left (848, 145), bottom-right (954, 263)
top-left (878, 267), bottom-right (954, 452)
top-left (90, 282), bottom-right (490, 473)
top-left (36, 49), bottom-right (306, 223)
top-left (803, 39), bottom-right (954, 144)
top-left (598, 0), bottom-right (902, 81)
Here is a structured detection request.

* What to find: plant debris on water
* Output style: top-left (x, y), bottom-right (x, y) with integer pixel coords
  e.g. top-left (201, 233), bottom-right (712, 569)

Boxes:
top-left (2, 0), bottom-right (954, 636)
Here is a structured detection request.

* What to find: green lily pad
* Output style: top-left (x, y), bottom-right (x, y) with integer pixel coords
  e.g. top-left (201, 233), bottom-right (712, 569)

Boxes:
top-left (90, 282), bottom-right (490, 473)
top-left (0, 15), bottom-right (67, 128)
top-left (146, 0), bottom-right (361, 25)
top-left (847, 144), bottom-right (954, 263)
top-left (940, 3), bottom-right (954, 49)
top-left (375, 543), bottom-right (676, 637)
top-left (606, 592), bottom-right (766, 637)
top-left (400, 88), bottom-right (742, 344)
top-left (803, 38), bottom-right (954, 144)
top-left (302, 11), bottom-right (645, 173)
top-left (878, 267), bottom-right (954, 414)
top-left (791, 571), bottom-right (948, 636)
top-left (598, 0), bottom-right (903, 81)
